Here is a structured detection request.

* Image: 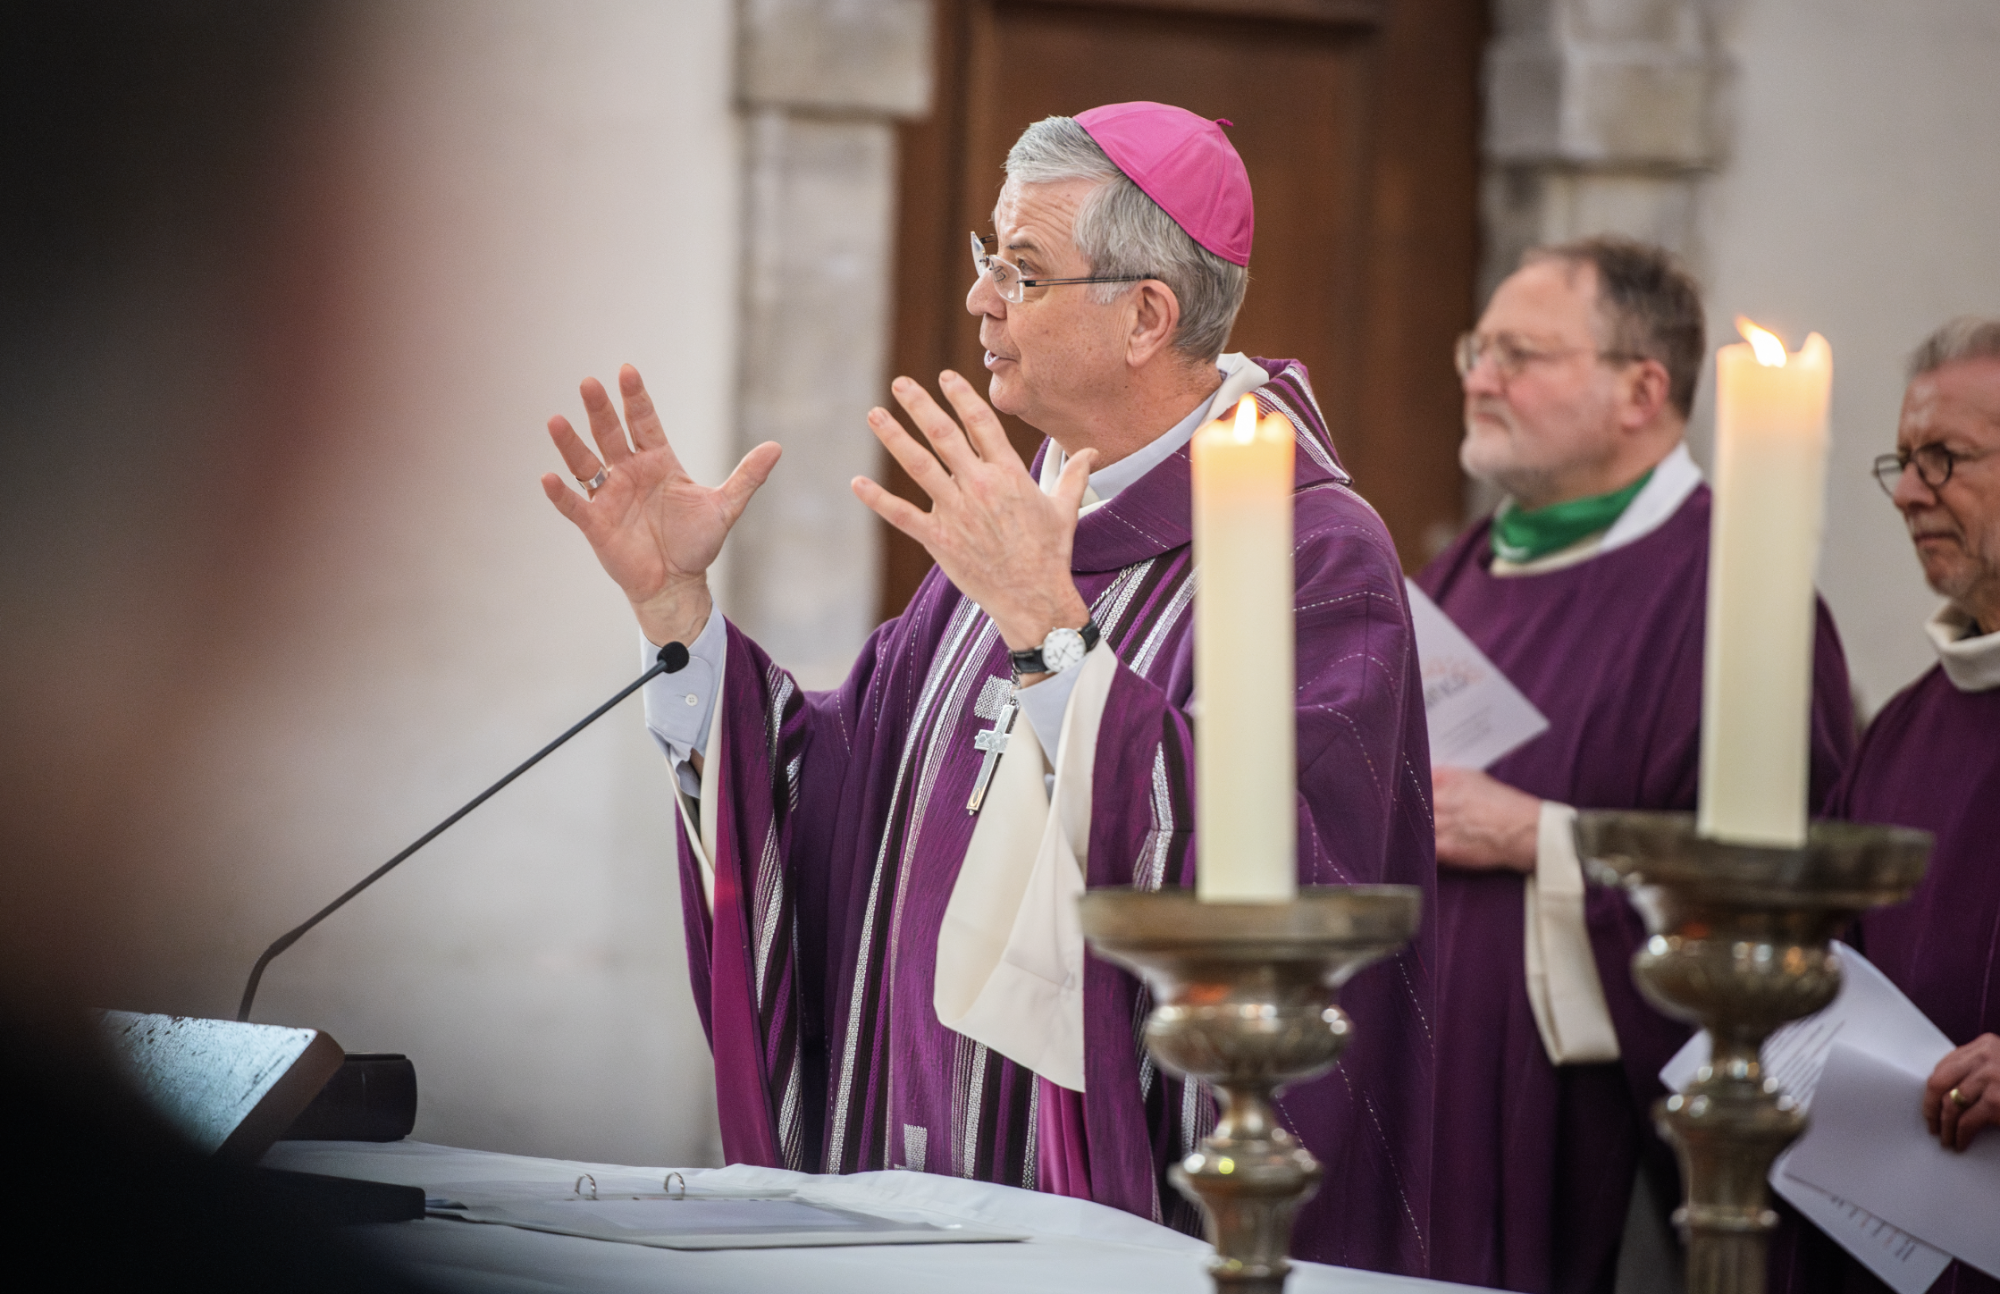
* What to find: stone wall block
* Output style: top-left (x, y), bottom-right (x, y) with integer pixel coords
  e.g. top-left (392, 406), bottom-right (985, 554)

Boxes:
top-left (730, 0), bottom-right (933, 684)
top-left (1485, 168), bottom-right (1699, 255)
top-left (1564, 50), bottom-right (1718, 164)
top-left (1486, 40), bottom-right (1568, 160)
top-left (1486, 40), bottom-right (1720, 166)
top-left (1571, 0), bottom-right (1699, 44)
top-left (730, 111), bottom-right (896, 686)
top-left (1495, 0), bottom-right (1560, 38)
top-left (739, 0), bottom-right (932, 117)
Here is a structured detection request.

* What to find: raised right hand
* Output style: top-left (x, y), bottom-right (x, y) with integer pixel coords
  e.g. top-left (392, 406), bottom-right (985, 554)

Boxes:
top-left (541, 364), bottom-right (780, 645)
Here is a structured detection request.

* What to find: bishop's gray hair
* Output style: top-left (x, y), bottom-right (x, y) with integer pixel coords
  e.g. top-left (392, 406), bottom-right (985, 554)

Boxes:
top-left (1909, 315), bottom-right (2000, 379)
top-left (1004, 115), bottom-right (1248, 363)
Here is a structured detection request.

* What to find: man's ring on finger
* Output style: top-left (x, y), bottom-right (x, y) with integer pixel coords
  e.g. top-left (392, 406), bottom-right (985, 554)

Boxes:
top-left (578, 467), bottom-right (608, 493)
top-left (1950, 1086), bottom-right (1975, 1109)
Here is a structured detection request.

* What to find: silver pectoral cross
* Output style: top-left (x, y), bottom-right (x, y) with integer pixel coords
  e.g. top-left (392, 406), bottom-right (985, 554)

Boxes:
top-left (966, 700), bottom-right (1018, 815)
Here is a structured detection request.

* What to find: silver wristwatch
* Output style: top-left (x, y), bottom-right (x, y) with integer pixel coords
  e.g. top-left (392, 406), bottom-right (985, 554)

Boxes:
top-left (1009, 618), bottom-right (1100, 677)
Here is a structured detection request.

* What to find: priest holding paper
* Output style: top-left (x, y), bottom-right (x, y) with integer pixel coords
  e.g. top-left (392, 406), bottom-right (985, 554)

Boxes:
top-left (541, 104), bottom-right (1436, 1275)
top-left (1769, 318), bottom-right (2000, 1294)
top-left (1415, 238), bottom-right (1856, 1292)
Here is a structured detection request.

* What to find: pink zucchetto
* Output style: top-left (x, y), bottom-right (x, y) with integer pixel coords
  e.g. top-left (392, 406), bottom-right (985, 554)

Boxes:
top-left (1074, 101), bottom-right (1253, 267)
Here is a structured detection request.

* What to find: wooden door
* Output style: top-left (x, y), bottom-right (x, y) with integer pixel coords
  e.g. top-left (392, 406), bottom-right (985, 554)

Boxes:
top-left (882, 0), bottom-right (1484, 619)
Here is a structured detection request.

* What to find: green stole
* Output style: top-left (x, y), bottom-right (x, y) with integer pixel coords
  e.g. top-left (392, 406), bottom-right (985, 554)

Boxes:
top-left (1491, 470), bottom-right (1653, 565)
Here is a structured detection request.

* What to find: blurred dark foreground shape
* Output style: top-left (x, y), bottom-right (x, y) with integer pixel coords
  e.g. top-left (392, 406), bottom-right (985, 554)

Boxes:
top-left (0, 2), bottom-right (434, 1285)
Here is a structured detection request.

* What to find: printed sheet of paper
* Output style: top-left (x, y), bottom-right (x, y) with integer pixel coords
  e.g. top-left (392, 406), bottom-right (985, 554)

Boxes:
top-left (1658, 944), bottom-right (1959, 1292)
top-left (1785, 1042), bottom-right (2000, 1283)
top-left (1770, 1167), bottom-right (1952, 1294)
top-left (1405, 579), bottom-right (1549, 769)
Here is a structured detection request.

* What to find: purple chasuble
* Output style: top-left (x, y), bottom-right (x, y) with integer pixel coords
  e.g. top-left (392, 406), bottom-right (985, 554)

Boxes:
top-left (1768, 665), bottom-right (2000, 1294)
top-left (1417, 486), bottom-right (1855, 1294)
top-left (673, 359), bottom-right (1438, 1276)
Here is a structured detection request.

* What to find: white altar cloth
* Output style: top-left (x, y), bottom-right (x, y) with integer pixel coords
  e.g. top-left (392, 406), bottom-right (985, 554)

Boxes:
top-left (263, 1140), bottom-right (1483, 1293)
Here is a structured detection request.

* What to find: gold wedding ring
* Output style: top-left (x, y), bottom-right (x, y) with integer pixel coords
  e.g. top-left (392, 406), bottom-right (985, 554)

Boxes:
top-left (1950, 1086), bottom-right (1974, 1109)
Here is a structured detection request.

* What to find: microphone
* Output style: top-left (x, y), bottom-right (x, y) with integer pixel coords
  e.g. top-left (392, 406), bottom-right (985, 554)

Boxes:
top-left (237, 639), bottom-right (692, 1022)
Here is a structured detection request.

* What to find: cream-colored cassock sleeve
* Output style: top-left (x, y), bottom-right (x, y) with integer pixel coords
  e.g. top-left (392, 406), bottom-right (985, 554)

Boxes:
top-left (1524, 800), bottom-right (1621, 1064)
top-left (932, 644), bottom-right (1117, 1093)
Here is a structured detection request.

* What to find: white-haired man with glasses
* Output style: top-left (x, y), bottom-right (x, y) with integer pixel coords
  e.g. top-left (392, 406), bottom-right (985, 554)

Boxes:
top-left (539, 103), bottom-right (1437, 1276)
top-left (1414, 238), bottom-right (1856, 1293)
top-left (1770, 317), bottom-right (2000, 1294)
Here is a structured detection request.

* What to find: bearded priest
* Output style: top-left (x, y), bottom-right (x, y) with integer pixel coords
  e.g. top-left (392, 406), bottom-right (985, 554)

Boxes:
top-left (540, 104), bottom-right (1437, 1276)
top-left (1416, 238), bottom-right (1855, 1293)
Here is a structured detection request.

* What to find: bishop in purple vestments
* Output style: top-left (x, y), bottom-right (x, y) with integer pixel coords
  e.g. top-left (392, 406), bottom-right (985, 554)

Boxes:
top-left (1771, 320), bottom-right (2000, 1294)
top-left (541, 105), bottom-right (1437, 1276)
top-left (1417, 240), bottom-right (1853, 1293)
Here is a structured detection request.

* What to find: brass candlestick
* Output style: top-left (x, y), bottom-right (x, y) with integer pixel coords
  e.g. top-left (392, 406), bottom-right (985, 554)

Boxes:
top-left (1574, 811), bottom-right (1929, 1294)
top-left (1079, 886), bottom-right (1421, 1294)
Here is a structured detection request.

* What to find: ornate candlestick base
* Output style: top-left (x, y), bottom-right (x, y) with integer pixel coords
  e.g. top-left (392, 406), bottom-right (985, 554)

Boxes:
top-left (1079, 886), bottom-right (1421, 1294)
top-left (1575, 811), bottom-right (1929, 1294)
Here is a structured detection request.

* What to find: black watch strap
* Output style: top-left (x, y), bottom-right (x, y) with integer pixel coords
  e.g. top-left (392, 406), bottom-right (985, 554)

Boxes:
top-left (1009, 617), bottom-right (1100, 676)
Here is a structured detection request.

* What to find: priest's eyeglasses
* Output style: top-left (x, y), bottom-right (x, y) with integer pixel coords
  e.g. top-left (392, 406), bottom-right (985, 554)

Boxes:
top-left (1872, 444), bottom-right (1975, 496)
top-left (1454, 331), bottom-right (1644, 382)
top-left (972, 232), bottom-right (1150, 304)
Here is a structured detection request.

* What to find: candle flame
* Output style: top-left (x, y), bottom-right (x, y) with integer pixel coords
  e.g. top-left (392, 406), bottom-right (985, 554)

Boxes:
top-left (1231, 395), bottom-right (1258, 444)
top-left (1736, 316), bottom-right (1789, 368)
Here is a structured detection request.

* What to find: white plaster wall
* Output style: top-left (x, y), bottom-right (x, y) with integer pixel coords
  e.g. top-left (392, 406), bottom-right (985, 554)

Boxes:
top-left (131, 1), bottom-right (737, 1166)
top-left (1695, 0), bottom-right (2000, 714)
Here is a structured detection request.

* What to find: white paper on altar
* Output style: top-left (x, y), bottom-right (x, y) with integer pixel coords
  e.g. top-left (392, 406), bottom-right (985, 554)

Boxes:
top-left (1658, 943), bottom-right (1959, 1292)
top-left (267, 1141), bottom-right (1468, 1293)
top-left (1784, 1042), bottom-right (2000, 1282)
top-left (428, 1181), bottom-right (1027, 1251)
top-left (1404, 579), bottom-right (1549, 769)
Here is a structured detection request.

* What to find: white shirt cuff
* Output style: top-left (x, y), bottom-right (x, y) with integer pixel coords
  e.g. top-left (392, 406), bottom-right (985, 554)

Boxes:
top-left (642, 610), bottom-right (726, 793)
top-left (1013, 645), bottom-right (1101, 761)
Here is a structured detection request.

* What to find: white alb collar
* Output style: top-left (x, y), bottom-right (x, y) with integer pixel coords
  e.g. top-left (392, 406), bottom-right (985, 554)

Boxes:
top-left (1488, 441), bottom-right (1705, 577)
top-left (1924, 602), bottom-right (2000, 692)
top-left (1039, 353), bottom-right (1271, 507)
top-left (1597, 441), bottom-right (1704, 554)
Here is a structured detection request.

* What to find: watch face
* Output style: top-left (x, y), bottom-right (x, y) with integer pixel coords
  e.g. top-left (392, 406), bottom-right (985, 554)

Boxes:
top-left (1042, 627), bottom-right (1086, 673)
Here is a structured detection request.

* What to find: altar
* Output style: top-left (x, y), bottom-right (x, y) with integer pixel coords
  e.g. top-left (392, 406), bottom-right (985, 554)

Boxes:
top-left (264, 1140), bottom-right (1483, 1294)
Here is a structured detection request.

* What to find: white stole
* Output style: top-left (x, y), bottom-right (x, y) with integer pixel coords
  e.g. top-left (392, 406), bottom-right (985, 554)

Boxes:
top-left (933, 646), bottom-right (1116, 1092)
top-left (1522, 802), bottom-right (1619, 1064)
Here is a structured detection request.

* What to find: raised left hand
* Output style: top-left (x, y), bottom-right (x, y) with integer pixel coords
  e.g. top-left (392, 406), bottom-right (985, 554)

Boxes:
top-left (852, 370), bottom-right (1094, 652)
top-left (1432, 766), bottom-right (1541, 874)
top-left (1925, 1032), bottom-right (2000, 1151)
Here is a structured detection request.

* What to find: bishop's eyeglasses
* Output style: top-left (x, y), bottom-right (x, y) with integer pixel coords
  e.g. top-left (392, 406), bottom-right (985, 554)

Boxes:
top-left (970, 232), bottom-right (1151, 304)
top-left (1872, 444), bottom-right (1980, 496)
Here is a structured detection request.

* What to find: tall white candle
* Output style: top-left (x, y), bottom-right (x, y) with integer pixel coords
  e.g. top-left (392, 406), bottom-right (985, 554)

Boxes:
top-left (1698, 319), bottom-right (1832, 846)
top-left (1191, 395), bottom-right (1297, 902)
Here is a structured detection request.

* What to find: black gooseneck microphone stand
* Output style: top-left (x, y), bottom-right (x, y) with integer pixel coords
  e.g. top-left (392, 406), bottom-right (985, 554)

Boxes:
top-left (236, 640), bottom-right (691, 1022)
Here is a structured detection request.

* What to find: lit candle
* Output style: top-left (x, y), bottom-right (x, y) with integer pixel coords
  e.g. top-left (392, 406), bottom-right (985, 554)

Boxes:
top-left (1191, 395), bottom-right (1297, 901)
top-left (1698, 318), bottom-right (1832, 846)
